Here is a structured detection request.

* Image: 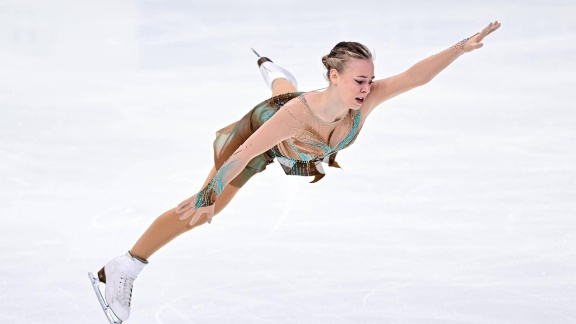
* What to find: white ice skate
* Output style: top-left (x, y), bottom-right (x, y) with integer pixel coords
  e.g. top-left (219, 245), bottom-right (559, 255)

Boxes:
top-left (252, 48), bottom-right (298, 90)
top-left (88, 252), bottom-right (147, 323)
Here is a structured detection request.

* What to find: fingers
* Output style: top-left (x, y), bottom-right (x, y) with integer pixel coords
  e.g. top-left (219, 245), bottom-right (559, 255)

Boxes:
top-left (189, 212), bottom-right (203, 227)
top-left (178, 208), bottom-right (195, 220)
top-left (175, 202), bottom-right (189, 213)
top-left (476, 22), bottom-right (493, 41)
top-left (483, 21), bottom-right (500, 36)
top-left (176, 194), bottom-right (197, 213)
top-left (177, 204), bottom-right (199, 223)
top-left (176, 201), bottom-right (192, 213)
top-left (486, 21), bottom-right (501, 36)
top-left (177, 205), bottom-right (214, 227)
top-left (468, 20), bottom-right (500, 52)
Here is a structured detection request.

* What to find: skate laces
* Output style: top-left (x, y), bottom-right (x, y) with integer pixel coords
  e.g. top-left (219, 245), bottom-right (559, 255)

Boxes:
top-left (120, 275), bottom-right (136, 306)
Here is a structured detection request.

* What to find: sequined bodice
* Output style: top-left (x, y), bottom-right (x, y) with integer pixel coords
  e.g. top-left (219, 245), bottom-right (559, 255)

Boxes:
top-left (273, 95), bottom-right (361, 162)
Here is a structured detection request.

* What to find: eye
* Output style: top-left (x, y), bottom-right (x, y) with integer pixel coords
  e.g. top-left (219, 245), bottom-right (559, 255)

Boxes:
top-left (355, 80), bottom-right (363, 85)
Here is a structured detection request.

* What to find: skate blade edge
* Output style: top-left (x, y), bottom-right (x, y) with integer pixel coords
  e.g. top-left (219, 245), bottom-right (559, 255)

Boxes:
top-left (88, 272), bottom-right (123, 324)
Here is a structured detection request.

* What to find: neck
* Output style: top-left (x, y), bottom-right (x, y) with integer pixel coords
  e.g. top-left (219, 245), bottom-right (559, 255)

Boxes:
top-left (316, 86), bottom-right (350, 122)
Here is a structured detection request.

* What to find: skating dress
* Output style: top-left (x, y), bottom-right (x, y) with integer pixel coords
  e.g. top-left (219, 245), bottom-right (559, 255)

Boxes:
top-left (197, 91), bottom-right (367, 209)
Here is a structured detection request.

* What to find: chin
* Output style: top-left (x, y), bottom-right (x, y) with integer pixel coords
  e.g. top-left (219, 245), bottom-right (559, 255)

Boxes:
top-left (350, 101), bottom-right (363, 110)
top-left (352, 97), bottom-right (365, 108)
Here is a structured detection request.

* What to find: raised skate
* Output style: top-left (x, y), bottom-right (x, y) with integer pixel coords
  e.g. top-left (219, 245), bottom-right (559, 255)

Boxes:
top-left (88, 252), bottom-right (147, 323)
top-left (251, 48), bottom-right (298, 90)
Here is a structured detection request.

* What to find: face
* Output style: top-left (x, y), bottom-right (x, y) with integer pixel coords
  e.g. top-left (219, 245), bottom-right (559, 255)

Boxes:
top-left (330, 58), bottom-right (375, 109)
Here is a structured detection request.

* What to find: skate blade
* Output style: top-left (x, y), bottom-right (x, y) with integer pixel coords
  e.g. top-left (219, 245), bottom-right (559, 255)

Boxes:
top-left (88, 272), bottom-right (123, 324)
top-left (251, 48), bottom-right (261, 57)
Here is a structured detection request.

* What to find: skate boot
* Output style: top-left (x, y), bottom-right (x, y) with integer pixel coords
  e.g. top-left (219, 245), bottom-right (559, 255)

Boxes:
top-left (251, 48), bottom-right (298, 90)
top-left (88, 252), bottom-right (148, 323)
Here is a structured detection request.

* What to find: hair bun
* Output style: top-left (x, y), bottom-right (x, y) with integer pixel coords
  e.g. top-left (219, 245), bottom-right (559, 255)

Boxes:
top-left (321, 55), bottom-right (330, 69)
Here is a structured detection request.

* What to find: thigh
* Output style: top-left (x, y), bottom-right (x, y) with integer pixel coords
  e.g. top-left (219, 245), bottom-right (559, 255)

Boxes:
top-left (271, 79), bottom-right (297, 97)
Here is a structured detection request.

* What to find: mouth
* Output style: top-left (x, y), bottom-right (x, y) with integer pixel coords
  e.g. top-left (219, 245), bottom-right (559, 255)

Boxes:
top-left (355, 97), bottom-right (365, 105)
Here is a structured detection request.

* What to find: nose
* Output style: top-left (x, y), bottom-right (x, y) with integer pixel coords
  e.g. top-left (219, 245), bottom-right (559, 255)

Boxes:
top-left (361, 84), bottom-right (371, 94)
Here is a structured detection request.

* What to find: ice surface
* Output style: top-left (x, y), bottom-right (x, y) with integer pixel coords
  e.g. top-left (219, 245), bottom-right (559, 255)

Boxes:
top-left (1, 0), bottom-right (575, 323)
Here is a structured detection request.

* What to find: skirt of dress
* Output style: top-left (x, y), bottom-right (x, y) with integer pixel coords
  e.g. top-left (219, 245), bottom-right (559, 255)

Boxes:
top-left (212, 92), bottom-right (302, 188)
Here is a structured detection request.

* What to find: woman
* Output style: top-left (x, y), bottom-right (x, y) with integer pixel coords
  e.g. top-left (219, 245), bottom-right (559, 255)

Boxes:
top-left (90, 21), bottom-right (501, 323)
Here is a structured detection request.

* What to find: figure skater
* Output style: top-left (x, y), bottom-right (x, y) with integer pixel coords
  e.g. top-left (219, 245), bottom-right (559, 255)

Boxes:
top-left (89, 21), bottom-right (501, 323)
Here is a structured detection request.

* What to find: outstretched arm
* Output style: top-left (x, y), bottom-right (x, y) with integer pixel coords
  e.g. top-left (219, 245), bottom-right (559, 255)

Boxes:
top-left (175, 104), bottom-right (298, 226)
top-left (364, 21), bottom-right (501, 110)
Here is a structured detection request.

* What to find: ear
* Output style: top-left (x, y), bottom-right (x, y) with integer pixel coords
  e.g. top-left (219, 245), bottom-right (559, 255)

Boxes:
top-left (329, 68), bottom-right (339, 85)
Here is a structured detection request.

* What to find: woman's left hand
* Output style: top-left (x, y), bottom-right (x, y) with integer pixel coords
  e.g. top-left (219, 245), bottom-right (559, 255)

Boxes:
top-left (175, 194), bottom-right (216, 226)
top-left (464, 21), bottom-right (501, 53)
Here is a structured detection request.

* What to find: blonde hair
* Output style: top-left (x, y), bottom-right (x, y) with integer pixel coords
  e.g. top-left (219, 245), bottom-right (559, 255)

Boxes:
top-left (322, 41), bottom-right (373, 79)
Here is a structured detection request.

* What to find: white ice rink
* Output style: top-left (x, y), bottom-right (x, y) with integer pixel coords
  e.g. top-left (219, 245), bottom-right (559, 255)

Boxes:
top-left (1, 0), bottom-right (575, 323)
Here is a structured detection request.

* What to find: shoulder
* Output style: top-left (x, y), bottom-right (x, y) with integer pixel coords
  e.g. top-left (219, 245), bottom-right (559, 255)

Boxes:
top-left (276, 92), bottom-right (309, 119)
top-left (265, 91), bottom-right (305, 108)
top-left (260, 93), bottom-right (307, 131)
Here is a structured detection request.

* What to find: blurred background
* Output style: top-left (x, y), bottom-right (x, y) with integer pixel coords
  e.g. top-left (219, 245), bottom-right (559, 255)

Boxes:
top-left (1, 0), bottom-right (575, 323)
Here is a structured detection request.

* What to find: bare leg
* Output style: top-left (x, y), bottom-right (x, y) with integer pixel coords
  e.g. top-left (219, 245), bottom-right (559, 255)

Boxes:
top-left (130, 167), bottom-right (240, 260)
top-left (271, 78), bottom-right (297, 97)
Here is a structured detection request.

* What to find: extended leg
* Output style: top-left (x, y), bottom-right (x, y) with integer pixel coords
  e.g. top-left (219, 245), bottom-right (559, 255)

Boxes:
top-left (91, 168), bottom-right (243, 323)
top-left (129, 167), bottom-right (241, 260)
